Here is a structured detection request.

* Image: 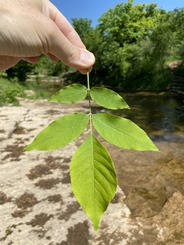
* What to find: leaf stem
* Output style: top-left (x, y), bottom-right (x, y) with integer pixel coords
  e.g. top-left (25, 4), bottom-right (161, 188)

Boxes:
top-left (87, 72), bottom-right (93, 133)
top-left (87, 72), bottom-right (90, 90)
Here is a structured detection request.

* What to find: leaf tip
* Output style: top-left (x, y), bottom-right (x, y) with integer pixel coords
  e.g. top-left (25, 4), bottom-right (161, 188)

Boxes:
top-left (152, 144), bottom-right (159, 152)
top-left (142, 142), bottom-right (159, 152)
top-left (48, 97), bottom-right (54, 102)
top-left (23, 145), bottom-right (30, 151)
top-left (93, 222), bottom-right (100, 231)
top-left (124, 105), bottom-right (130, 110)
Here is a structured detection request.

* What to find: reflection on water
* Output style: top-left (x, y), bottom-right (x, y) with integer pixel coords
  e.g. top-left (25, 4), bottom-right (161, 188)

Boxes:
top-left (112, 92), bottom-right (184, 142)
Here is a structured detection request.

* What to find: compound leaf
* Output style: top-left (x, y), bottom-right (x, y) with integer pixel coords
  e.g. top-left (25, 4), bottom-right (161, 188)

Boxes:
top-left (70, 134), bottom-right (117, 230)
top-left (49, 84), bottom-right (87, 104)
top-left (25, 113), bottom-right (89, 151)
top-left (92, 112), bottom-right (158, 151)
top-left (90, 87), bottom-right (129, 110)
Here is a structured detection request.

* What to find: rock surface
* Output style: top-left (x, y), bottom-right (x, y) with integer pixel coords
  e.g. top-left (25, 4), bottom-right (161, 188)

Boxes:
top-left (0, 98), bottom-right (184, 245)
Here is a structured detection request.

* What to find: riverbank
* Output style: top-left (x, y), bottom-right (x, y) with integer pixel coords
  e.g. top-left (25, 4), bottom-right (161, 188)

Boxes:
top-left (0, 98), bottom-right (184, 244)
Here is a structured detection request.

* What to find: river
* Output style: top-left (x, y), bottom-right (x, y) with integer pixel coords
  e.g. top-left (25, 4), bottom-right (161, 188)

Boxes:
top-left (107, 92), bottom-right (184, 244)
top-left (113, 92), bottom-right (184, 142)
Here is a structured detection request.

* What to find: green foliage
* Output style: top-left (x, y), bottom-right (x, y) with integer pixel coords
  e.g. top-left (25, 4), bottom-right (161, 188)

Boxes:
top-left (99, 2), bottom-right (159, 45)
top-left (24, 80), bottom-right (63, 100)
top-left (35, 55), bottom-right (68, 77)
top-left (69, 2), bottom-right (183, 91)
top-left (92, 113), bottom-right (158, 151)
top-left (6, 61), bottom-right (34, 83)
top-left (25, 74), bottom-right (158, 230)
top-left (90, 87), bottom-right (129, 109)
top-left (25, 113), bottom-right (89, 151)
top-left (50, 84), bottom-right (87, 104)
top-left (0, 78), bottom-right (24, 106)
top-left (94, 1), bottom-right (173, 90)
top-left (72, 18), bottom-right (93, 41)
top-left (169, 8), bottom-right (184, 68)
top-left (71, 134), bottom-right (117, 230)
top-left (5, 55), bottom-right (68, 86)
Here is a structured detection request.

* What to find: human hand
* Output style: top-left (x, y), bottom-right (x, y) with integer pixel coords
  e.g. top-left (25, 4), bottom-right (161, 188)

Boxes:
top-left (0, 0), bottom-right (95, 74)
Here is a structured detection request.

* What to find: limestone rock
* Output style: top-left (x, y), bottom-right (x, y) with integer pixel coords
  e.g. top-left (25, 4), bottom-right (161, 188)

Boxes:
top-left (0, 98), bottom-right (184, 244)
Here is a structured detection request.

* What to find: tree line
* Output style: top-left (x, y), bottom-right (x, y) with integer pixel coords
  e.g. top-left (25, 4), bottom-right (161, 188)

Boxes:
top-left (5, 0), bottom-right (184, 91)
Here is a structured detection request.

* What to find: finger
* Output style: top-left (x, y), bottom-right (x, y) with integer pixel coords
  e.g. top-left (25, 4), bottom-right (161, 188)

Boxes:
top-left (46, 20), bottom-right (95, 73)
top-left (46, 53), bottom-right (93, 74)
top-left (23, 56), bottom-right (39, 63)
top-left (0, 56), bottom-right (21, 71)
top-left (47, 53), bottom-right (58, 61)
top-left (79, 66), bottom-right (93, 75)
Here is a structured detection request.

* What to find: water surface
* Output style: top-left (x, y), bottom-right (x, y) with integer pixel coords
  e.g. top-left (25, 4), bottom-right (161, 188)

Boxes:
top-left (113, 92), bottom-right (184, 142)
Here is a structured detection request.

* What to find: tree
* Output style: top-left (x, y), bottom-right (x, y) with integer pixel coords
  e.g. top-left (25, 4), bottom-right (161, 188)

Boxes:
top-left (64, 3), bottom-right (184, 90)
top-left (35, 55), bottom-right (68, 77)
top-left (170, 9), bottom-right (184, 60)
top-left (98, 2), bottom-right (159, 45)
top-left (72, 18), bottom-right (93, 41)
top-left (6, 61), bottom-right (34, 83)
top-left (93, 1), bottom-right (172, 90)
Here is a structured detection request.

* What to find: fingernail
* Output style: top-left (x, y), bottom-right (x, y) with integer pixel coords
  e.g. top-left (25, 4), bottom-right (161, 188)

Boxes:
top-left (80, 50), bottom-right (95, 66)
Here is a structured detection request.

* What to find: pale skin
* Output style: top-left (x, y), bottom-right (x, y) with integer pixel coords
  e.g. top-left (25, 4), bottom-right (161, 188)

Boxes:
top-left (0, 0), bottom-right (95, 74)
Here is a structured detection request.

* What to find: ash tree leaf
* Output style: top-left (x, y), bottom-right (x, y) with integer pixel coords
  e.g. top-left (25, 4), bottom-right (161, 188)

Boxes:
top-left (24, 113), bottom-right (89, 151)
top-left (92, 112), bottom-right (158, 151)
top-left (90, 87), bottom-right (129, 110)
top-left (49, 84), bottom-right (87, 104)
top-left (70, 134), bottom-right (117, 230)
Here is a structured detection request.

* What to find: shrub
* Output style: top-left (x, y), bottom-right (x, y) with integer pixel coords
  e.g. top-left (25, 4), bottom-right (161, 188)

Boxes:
top-left (0, 78), bottom-right (24, 106)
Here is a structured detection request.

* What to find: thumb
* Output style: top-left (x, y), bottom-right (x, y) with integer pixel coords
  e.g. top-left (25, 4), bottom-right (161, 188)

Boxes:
top-left (46, 2), bottom-right (95, 73)
top-left (49, 27), bottom-right (95, 73)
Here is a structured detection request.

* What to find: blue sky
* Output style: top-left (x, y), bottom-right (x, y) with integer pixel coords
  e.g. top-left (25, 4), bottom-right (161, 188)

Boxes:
top-left (51, 0), bottom-right (184, 26)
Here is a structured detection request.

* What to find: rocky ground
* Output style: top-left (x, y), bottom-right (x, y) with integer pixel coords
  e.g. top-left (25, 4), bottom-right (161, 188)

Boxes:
top-left (0, 98), bottom-right (184, 245)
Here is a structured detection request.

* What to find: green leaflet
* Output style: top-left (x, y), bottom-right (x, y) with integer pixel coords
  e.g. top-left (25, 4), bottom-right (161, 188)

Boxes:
top-left (49, 84), bottom-right (87, 104)
top-left (25, 113), bottom-right (89, 151)
top-left (92, 112), bottom-right (158, 151)
top-left (25, 72), bottom-right (159, 231)
top-left (70, 134), bottom-right (117, 230)
top-left (90, 87), bottom-right (129, 110)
